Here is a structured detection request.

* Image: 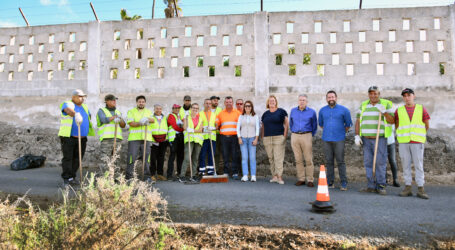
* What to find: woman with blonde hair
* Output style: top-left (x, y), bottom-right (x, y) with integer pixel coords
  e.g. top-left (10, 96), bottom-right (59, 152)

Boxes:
top-left (261, 95), bottom-right (289, 184)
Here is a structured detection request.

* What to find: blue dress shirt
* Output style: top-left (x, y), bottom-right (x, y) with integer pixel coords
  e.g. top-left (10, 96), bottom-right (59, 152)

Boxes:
top-left (318, 104), bottom-right (352, 142)
top-left (289, 106), bottom-right (317, 136)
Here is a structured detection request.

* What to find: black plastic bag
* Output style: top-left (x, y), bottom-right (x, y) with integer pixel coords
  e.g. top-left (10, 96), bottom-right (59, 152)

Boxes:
top-left (10, 154), bottom-right (46, 171)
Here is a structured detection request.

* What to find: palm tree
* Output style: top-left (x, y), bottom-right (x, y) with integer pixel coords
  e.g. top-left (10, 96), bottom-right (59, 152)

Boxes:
top-left (163, 0), bottom-right (182, 18)
top-left (120, 9), bottom-right (142, 20)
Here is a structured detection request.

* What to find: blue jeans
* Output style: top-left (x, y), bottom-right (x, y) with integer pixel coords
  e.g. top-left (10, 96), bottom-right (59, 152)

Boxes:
top-left (362, 137), bottom-right (387, 189)
top-left (221, 135), bottom-right (240, 176)
top-left (198, 139), bottom-right (216, 173)
top-left (240, 137), bottom-right (257, 176)
top-left (323, 140), bottom-right (347, 184)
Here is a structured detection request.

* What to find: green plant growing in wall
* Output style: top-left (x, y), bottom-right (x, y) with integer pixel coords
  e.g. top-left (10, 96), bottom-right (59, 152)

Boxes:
top-left (439, 63), bottom-right (445, 75)
top-left (120, 9), bottom-right (142, 20)
top-left (223, 57), bottom-right (229, 67)
top-left (183, 66), bottom-right (189, 77)
top-left (288, 45), bottom-right (295, 54)
top-left (235, 66), bottom-right (242, 77)
top-left (289, 64), bottom-right (296, 76)
top-left (303, 54), bottom-right (311, 65)
top-left (197, 57), bottom-right (203, 67)
top-left (208, 66), bottom-right (215, 77)
top-left (275, 54), bottom-right (282, 65)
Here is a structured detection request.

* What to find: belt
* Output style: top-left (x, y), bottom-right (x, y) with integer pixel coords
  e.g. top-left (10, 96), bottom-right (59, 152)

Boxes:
top-left (222, 134), bottom-right (237, 138)
top-left (293, 131), bottom-right (311, 134)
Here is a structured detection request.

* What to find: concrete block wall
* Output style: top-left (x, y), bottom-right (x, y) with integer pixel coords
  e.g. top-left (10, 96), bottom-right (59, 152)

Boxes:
top-left (0, 5), bottom-right (453, 97)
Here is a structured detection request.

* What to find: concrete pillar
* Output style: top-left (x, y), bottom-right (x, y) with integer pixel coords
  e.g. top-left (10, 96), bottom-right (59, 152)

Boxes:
top-left (87, 21), bottom-right (101, 97)
top-left (254, 11), bottom-right (269, 97)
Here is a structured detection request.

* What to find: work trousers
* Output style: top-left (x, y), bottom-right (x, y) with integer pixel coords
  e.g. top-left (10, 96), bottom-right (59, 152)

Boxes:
top-left (387, 143), bottom-right (399, 181)
top-left (362, 137), bottom-right (387, 189)
top-left (291, 133), bottom-right (314, 182)
top-left (399, 143), bottom-right (425, 186)
top-left (180, 142), bottom-right (202, 178)
top-left (126, 140), bottom-right (151, 179)
top-left (60, 136), bottom-right (87, 180)
top-left (198, 139), bottom-right (216, 173)
top-left (150, 141), bottom-right (168, 176)
top-left (215, 133), bottom-right (224, 173)
top-left (263, 135), bottom-right (286, 177)
top-left (167, 133), bottom-right (184, 178)
top-left (221, 135), bottom-right (240, 176)
top-left (99, 138), bottom-right (121, 172)
top-left (323, 140), bottom-right (347, 184)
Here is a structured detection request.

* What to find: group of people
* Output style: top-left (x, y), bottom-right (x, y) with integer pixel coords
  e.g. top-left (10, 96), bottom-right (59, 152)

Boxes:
top-left (58, 86), bottom-right (430, 199)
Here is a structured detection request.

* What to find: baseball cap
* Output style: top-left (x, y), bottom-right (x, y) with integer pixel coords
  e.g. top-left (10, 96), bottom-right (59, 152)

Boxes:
top-left (72, 89), bottom-right (87, 96)
top-left (183, 95), bottom-right (191, 101)
top-left (210, 96), bottom-right (220, 100)
top-left (172, 104), bottom-right (181, 109)
top-left (368, 86), bottom-right (379, 92)
top-left (401, 88), bottom-right (415, 96)
top-left (104, 94), bottom-right (118, 101)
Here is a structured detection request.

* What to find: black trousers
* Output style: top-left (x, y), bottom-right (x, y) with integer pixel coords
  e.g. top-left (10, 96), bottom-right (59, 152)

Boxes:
top-left (150, 141), bottom-right (168, 176)
top-left (167, 133), bottom-right (184, 177)
top-left (221, 135), bottom-right (240, 176)
top-left (60, 136), bottom-right (87, 180)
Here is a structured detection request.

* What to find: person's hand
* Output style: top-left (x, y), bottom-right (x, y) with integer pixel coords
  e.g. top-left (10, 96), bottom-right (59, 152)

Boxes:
top-left (75, 112), bottom-right (83, 125)
top-left (375, 104), bottom-right (386, 114)
top-left (238, 138), bottom-right (243, 145)
top-left (114, 117), bottom-right (121, 124)
top-left (67, 102), bottom-right (75, 111)
top-left (149, 117), bottom-right (155, 123)
top-left (355, 135), bottom-right (363, 146)
top-left (140, 117), bottom-right (149, 125)
top-left (252, 138), bottom-right (258, 146)
top-left (187, 127), bottom-right (194, 133)
top-left (203, 127), bottom-right (209, 133)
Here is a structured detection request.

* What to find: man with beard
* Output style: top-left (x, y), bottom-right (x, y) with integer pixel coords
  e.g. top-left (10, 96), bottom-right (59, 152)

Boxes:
top-left (126, 95), bottom-right (155, 181)
top-left (210, 96), bottom-right (223, 173)
top-left (318, 90), bottom-right (352, 191)
top-left (289, 94), bottom-right (318, 187)
top-left (179, 95), bottom-right (192, 120)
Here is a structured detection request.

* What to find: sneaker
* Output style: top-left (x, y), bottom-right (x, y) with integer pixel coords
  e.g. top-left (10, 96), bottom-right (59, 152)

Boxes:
top-left (251, 176), bottom-right (256, 182)
top-left (69, 178), bottom-right (80, 186)
top-left (393, 180), bottom-right (401, 188)
top-left (269, 177), bottom-right (278, 183)
top-left (377, 186), bottom-right (387, 195)
top-left (188, 177), bottom-right (199, 183)
top-left (328, 183), bottom-right (335, 189)
top-left (277, 179), bottom-right (284, 185)
top-left (145, 177), bottom-right (156, 184)
top-left (62, 179), bottom-right (70, 188)
top-left (232, 174), bottom-right (240, 180)
top-left (157, 175), bottom-right (167, 181)
top-left (340, 182), bottom-right (348, 191)
top-left (151, 176), bottom-right (157, 181)
top-left (178, 177), bottom-right (187, 183)
top-left (241, 175), bottom-right (248, 182)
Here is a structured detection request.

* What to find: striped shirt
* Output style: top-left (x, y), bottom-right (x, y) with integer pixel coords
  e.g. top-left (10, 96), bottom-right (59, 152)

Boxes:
top-left (356, 101), bottom-right (393, 137)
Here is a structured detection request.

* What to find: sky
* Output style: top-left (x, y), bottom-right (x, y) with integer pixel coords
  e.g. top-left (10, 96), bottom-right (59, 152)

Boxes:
top-left (0, 0), bottom-right (454, 27)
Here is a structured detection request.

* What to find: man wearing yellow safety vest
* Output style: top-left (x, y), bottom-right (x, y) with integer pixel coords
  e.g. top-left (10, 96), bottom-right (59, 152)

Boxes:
top-left (126, 95), bottom-right (155, 181)
top-left (58, 89), bottom-right (95, 187)
top-left (150, 104), bottom-right (168, 181)
top-left (355, 86), bottom-right (395, 195)
top-left (179, 95), bottom-right (192, 120)
top-left (395, 88), bottom-right (430, 199)
top-left (167, 104), bottom-right (185, 180)
top-left (210, 96), bottom-right (223, 173)
top-left (179, 103), bottom-right (204, 183)
top-left (96, 94), bottom-right (126, 169)
top-left (198, 99), bottom-right (217, 176)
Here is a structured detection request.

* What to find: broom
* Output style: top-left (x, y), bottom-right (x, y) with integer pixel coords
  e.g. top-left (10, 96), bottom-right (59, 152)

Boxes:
top-left (201, 128), bottom-right (228, 183)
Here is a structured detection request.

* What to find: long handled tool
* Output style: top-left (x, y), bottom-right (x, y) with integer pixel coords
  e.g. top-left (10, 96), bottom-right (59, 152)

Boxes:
top-left (201, 130), bottom-right (228, 183)
top-left (184, 134), bottom-right (199, 185)
top-left (142, 125), bottom-right (148, 181)
top-left (372, 112), bottom-right (382, 180)
top-left (112, 122), bottom-right (118, 157)
top-left (77, 123), bottom-right (83, 188)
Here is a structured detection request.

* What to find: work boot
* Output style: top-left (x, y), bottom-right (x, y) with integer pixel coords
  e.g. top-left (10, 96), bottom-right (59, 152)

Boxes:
top-left (399, 185), bottom-right (413, 197)
top-left (417, 187), bottom-right (429, 199)
top-left (393, 179), bottom-right (401, 187)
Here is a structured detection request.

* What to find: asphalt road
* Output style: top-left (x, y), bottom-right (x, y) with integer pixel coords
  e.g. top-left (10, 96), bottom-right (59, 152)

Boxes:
top-left (1, 165), bottom-right (454, 245)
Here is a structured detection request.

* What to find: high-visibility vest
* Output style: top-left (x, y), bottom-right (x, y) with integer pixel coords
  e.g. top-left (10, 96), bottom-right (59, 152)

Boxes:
top-left (218, 109), bottom-right (240, 136)
top-left (359, 98), bottom-right (392, 138)
top-left (58, 101), bottom-right (95, 137)
top-left (150, 114), bottom-right (168, 141)
top-left (212, 107), bottom-right (222, 134)
top-left (96, 108), bottom-right (123, 141)
top-left (200, 110), bottom-right (216, 141)
top-left (179, 107), bottom-right (191, 120)
top-left (167, 113), bottom-right (179, 142)
top-left (184, 115), bottom-right (204, 145)
top-left (396, 104), bottom-right (427, 143)
top-left (127, 107), bottom-right (153, 141)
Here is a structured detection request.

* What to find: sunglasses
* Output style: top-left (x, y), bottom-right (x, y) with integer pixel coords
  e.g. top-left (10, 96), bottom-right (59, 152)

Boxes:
top-left (236, 103), bottom-right (243, 105)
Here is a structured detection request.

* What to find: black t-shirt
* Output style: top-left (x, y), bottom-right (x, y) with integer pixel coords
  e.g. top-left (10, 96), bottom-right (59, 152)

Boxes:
top-left (261, 108), bottom-right (288, 137)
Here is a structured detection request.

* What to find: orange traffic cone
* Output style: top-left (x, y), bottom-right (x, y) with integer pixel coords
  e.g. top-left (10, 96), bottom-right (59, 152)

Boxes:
top-left (311, 165), bottom-right (336, 213)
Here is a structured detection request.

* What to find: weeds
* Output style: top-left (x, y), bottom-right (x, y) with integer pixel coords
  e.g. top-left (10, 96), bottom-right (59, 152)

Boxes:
top-left (0, 148), bottom-right (182, 249)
